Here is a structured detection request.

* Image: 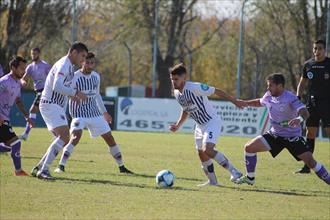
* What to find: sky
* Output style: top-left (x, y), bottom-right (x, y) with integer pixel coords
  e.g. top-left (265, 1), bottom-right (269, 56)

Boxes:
top-left (195, 0), bottom-right (242, 19)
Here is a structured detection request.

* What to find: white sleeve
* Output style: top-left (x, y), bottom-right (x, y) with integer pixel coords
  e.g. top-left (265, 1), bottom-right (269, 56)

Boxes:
top-left (52, 66), bottom-right (76, 96)
top-left (190, 82), bottom-right (215, 96)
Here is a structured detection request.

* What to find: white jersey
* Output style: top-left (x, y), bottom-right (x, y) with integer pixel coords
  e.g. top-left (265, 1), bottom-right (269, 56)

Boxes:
top-left (41, 56), bottom-right (76, 108)
top-left (69, 70), bottom-right (103, 118)
top-left (174, 81), bottom-right (220, 125)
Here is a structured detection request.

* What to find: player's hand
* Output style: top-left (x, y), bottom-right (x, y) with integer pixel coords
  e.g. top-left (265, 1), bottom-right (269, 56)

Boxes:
top-left (103, 112), bottom-right (112, 124)
top-left (234, 99), bottom-right (247, 109)
top-left (76, 91), bottom-right (87, 101)
top-left (21, 79), bottom-right (27, 87)
top-left (26, 118), bottom-right (35, 128)
top-left (169, 124), bottom-right (179, 132)
top-left (288, 118), bottom-right (302, 127)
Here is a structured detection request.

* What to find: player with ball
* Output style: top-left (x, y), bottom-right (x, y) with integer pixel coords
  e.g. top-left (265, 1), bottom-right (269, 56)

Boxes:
top-left (169, 63), bottom-right (246, 186)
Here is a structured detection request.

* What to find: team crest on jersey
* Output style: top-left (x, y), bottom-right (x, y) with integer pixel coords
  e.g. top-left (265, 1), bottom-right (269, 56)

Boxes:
top-left (307, 71), bottom-right (313, 79)
top-left (74, 122), bottom-right (80, 127)
top-left (200, 83), bottom-right (209, 91)
top-left (325, 73), bottom-right (329, 80)
top-left (60, 115), bottom-right (66, 120)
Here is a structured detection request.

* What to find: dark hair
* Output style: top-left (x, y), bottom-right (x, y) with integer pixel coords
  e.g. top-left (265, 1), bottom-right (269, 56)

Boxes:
top-left (86, 52), bottom-right (95, 60)
top-left (266, 73), bottom-right (285, 86)
top-left (9, 56), bottom-right (27, 68)
top-left (31, 47), bottom-right (41, 53)
top-left (170, 63), bottom-right (187, 76)
top-left (314, 39), bottom-right (326, 48)
top-left (69, 42), bottom-right (88, 53)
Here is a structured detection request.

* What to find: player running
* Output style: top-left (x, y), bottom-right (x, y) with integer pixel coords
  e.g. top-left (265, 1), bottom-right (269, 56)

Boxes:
top-left (235, 73), bottom-right (330, 185)
top-left (0, 56), bottom-right (34, 176)
top-left (31, 42), bottom-right (88, 180)
top-left (169, 63), bottom-right (245, 186)
top-left (20, 47), bottom-right (51, 141)
top-left (54, 52), bottom-right (133, 174)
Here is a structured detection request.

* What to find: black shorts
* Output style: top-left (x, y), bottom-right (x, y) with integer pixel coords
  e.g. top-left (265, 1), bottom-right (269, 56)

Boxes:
top-left (0, 121), bottom-right (17, 143)
top-left (262, 132), bottom-right (310, 161)
top-left (306, 99), bottom-right (330, 127)
top-left (32, 89), bottom-right (43, 107)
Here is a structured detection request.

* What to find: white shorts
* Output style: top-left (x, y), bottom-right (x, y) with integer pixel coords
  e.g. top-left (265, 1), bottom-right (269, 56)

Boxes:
top-left (194, 119), bottom-right (221, 150)
top-left (70, 116), bottom-right (111, 138)
top-left (39, 103), bottom-right (68, 131)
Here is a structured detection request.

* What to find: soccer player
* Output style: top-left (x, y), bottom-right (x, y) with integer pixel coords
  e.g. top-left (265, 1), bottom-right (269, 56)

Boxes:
top-left (54, 52), bottom-right (133, 174)
top-left (31, 42), bottom-right (88, 180)
top-left (169, 63), bottom-right (245, 186)
top-left (295, 39), bottom-right (330, 174)
top-left (20, 47), bottom-right (51, 140)
top-left (236, 73), bottom-right (330, 185)
top-left (0, 56), bottom-right (34, 176)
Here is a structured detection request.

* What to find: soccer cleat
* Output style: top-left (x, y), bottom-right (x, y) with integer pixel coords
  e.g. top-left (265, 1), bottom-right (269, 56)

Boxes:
top-left (197, 180), bottom-right (220, 187)
top-left (19, 133), bottom-right (28, 141)
top-left (37, 170), bottom-right (55, 181)
top-left (54, 165), bottom-right (65, 173)
top-left (294, 166), bottom-right (311, 174)
top-left (230, 169), bottom-right (243, 183)
top-left (30, 166), bottom-right (40, 177)
top-left (119, 165), bottom-right (134, 174)
top-left (235, 175), bottom-right (255, 185)
top-left (14, 170), bottom-right (29, 176)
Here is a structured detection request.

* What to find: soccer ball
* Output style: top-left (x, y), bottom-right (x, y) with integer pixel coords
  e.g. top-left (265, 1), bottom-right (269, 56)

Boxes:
top-left (156, 170), bottom-right (175, 187)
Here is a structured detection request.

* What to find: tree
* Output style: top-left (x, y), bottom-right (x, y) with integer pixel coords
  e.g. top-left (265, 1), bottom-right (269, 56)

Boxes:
top-left (0, 0), bottom-right (71, 72)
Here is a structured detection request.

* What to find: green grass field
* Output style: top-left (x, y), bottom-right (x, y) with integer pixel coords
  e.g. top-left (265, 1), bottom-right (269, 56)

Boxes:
top-left (1, 128), bottom-right (329, 220)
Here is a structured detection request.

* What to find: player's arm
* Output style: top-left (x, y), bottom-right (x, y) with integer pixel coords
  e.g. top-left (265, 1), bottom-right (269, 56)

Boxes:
top-left (15, 97), bottom-right (35, 127)
top-left (169, 110), bottom-right (188, 132)
top-left (96, 94), bottom-right (112, 123)
top-left (53, 71), bottom-right (87, 100)
top-left (243, 98), bottom-right (263, 107)
top-left (214, 88), bottom-right (246, 109)
top-left (288, 107), bottom-right (309, 127)
top-left (296, 77), bottom-right (308, 99)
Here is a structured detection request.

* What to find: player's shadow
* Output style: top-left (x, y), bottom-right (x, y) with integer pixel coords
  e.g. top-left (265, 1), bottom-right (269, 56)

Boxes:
top-left (54, 176), bottom-right (199, 192)
top-left (23, 156), bottom-right (95, 163)
top-left (75, 171), bottom-right (204, 182)
top-left (222, 185), bottom-right (329, 197)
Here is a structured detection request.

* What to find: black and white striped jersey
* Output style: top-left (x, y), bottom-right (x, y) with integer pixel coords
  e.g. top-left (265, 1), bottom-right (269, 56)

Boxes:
top-left (69, 70), bottom-right (103, 118)
top-left (41, 56), bottom-right (76, 108)
top-left (174, 81), bottom-right (220, 125)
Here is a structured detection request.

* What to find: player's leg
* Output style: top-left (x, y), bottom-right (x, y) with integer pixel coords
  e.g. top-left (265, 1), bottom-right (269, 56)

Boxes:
top-left (236, 134), bottom-right (274, 185)
top-left (0, 121), bottom-right (28, 176)
top-left (55, 129), bottom-right (82, 173)
top-left (35, 103), bottom-right (70, 180)
top-left (197, 149), bottom-right (219, 186)
top-left (101, 131), bottom-right (133, 174)
top-left (21, 91), bottom-right (41, 140)
top-left (297, 152), bottom-right (330, 185)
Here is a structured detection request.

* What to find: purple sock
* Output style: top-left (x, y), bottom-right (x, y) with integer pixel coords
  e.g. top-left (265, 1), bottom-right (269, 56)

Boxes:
top-left (24, 122), bottom-right (31, 135)
top-left (10, 140), bottom-right (22, 170)
top-left (315, 164), bottom-right (330, 185)
top-left (245, 152), bottom-right (257, 178)
top-left (0, 144), bottom-right (11, 152)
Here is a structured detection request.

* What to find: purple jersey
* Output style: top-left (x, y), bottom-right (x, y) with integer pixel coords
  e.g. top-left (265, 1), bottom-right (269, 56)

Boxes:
top-left (260, 90), bottom-right (305, 137)
top-left (0, 73), bottom-right (22, 121)
top-left (25, 60), bottom-right (51, 90)
top-left (0, 64), bottom-right (4, 77)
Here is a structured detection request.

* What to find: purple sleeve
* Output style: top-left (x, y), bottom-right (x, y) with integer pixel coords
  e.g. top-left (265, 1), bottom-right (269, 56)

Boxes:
top-left (290, 95), bottom-right (305, 112)
top-left (25, 65), bottom-right (32, 75)
top-left (259, 92), bottom-right (268, 106)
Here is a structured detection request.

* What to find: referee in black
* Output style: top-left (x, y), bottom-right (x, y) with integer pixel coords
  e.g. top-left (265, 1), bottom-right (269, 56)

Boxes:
top-left (295, 39), bottom-right (330, 174)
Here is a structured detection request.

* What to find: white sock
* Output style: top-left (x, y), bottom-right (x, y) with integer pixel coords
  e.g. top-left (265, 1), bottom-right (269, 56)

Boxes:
top-left (213, 152), bottom-right (236, 174)
top-left (109, 145), bottom-right (123, 166)
top-left (40, 137), bottom-right (65, 172)
top-left (29, 113), bottom-right (37, 119)
top-left (59, 143), bottom-right (75, 166)
top-left (201, 159), bottom-right (218, 185)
